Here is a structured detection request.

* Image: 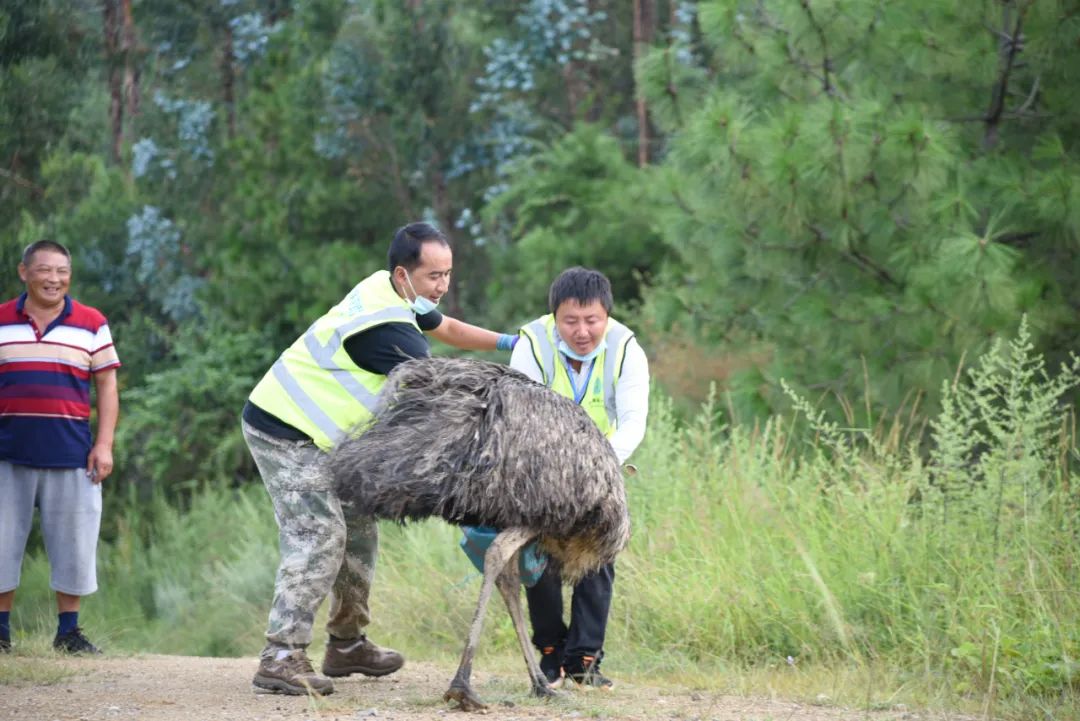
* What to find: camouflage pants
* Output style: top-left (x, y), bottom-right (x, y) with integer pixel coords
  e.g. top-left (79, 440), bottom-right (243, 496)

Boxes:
top-left (242, 421), bottom-right (378, 648)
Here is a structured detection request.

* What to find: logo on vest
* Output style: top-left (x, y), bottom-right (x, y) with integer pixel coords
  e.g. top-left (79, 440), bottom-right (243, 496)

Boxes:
top-left (344, 288), bottom-right (366, 315)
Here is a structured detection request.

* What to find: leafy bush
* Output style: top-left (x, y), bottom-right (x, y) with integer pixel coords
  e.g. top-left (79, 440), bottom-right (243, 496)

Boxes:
top-left (481, 124), bottom-right (668, 328)
top-left (114, 325), bottom-right (277, 505)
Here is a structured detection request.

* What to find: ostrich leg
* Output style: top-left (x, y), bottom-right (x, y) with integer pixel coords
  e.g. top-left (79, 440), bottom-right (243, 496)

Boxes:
top-left (444, 527), bottom-right (535, 711)
top-left (495, 559), bottom-right (558, 699)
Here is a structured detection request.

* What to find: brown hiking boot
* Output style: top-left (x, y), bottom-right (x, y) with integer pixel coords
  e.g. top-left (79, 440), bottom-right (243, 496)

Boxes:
top-left (321, 634), bottom-right (404, 678)
top-left (253, 648), bottom-right (334, 695)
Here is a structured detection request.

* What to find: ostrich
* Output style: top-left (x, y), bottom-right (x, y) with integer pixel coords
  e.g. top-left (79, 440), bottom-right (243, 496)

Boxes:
top-left (329, 356), bottom-right (630, 711)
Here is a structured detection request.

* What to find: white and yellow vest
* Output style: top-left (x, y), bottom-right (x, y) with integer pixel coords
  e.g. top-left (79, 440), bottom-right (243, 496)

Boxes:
top-left (519, 314), bottom-right (633, 435)
top-left (249, 270), bottom-right (417, 450)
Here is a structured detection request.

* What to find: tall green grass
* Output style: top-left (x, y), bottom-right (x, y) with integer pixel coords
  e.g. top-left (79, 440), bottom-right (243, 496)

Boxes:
top-left (11, 483), bottom-right (276, 657)
top-left (10, 321), bottom-right (1079, 717)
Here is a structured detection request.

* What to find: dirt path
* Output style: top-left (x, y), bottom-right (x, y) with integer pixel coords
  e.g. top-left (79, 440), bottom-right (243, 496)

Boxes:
top-left (1, 654), bottom-right (966, 721)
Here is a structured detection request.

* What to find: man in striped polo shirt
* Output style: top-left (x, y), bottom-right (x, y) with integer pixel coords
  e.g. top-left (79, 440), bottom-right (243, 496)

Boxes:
top-left (0, 240), bottom-right (120, 655)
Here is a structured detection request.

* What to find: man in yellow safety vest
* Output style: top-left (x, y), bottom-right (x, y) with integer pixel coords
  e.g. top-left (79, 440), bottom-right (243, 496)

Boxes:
top-left (512, 267), bottom-right (650, 690)
top-left (241, 222), bottom-right (519, 696)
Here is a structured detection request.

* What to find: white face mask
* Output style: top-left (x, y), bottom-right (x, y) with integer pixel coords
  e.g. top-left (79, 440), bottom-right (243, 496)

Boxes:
top-left (558, 339), bottom-right (603, 363)
top-left (400, 270), bottom-right (439, 315)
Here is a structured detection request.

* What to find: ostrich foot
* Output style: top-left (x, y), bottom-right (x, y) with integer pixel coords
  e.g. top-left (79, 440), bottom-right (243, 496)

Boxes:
top-left (444, 684), bottom-right (489, 712)
top-left (530, 679), bottom-right (559, 699)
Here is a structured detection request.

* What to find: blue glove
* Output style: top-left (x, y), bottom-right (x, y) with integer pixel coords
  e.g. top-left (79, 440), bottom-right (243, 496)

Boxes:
top-left (496, 333), bottom-right (519, 351)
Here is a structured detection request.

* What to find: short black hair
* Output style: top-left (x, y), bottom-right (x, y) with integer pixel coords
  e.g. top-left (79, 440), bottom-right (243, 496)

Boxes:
top-left (387, 222), bottom-right (449, 272)
top-left (22, 239), bottom-right (71, 267)
top-left (549, 267), bottom-right (613, 315)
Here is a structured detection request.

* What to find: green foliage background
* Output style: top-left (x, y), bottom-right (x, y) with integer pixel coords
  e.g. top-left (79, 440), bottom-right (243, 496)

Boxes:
top-left (4, 0), bottom-right (1078, 486)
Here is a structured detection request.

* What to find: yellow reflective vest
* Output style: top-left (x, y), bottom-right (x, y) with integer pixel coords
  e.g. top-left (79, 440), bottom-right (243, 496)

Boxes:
top-left (518, 314), bottom-right (634, 435)
top-left (248, 270), bottom-right (418, 450)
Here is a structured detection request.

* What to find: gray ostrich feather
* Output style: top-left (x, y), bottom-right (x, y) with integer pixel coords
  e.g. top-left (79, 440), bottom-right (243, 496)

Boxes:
top-left (329, 357), bottom-right (630, 582)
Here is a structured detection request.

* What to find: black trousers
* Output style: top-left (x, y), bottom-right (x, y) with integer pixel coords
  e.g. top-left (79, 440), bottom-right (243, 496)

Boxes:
top-left (525, 561), bottom-right (615, 662)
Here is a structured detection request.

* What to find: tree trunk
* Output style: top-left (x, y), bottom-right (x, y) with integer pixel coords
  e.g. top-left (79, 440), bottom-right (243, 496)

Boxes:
top-left (121, 0), bottom-right (140, 138)
top-left (102, 0), bottom-right (123, 163)
top-left (429, 158), bottom-right (463, 317)
top-left (222, 26), bottom-right (237, 139)
top-left (408, 0), bottom-right (425, 32)
top-left (633, 0), bottom-right (656, 166)
top-left (265, 0), bottom-right (291, 24)
top-left (561, 0), bottom-right (595, 122)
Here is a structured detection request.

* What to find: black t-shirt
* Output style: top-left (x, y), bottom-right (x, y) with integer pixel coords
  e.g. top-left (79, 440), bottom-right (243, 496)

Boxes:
top-left (242, 309), bottom-right (444, 440)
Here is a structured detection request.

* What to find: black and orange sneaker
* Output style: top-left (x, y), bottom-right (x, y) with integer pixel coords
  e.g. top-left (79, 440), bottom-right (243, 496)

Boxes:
top-left (564, 655), bottom-right (613, 690)
top-left (539, 645), bottom-right (563, 688)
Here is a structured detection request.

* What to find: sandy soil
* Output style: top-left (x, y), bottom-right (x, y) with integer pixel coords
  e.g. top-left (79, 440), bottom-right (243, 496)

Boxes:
top-left (0, 653), bottom-right (980, 721)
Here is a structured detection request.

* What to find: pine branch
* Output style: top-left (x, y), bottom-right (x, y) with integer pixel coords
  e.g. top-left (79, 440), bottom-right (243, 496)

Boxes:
top-left (885, 180), bottom-right (915, 210)
top-left (753, 2), bottom-right (830, 94)
top-left (983, 2), bottom-right (1030, 150)
top-left (994, 231), bottom-right (1040, 248)
top-left (1010, 74), bottom-right (1041, 117)
top-left (1000, 110), bottom-right (1053, 121)
top-left (944, 114), bottom-right (994, 124)
top-left (781, 269), bottom-right (826, 311)
top-left (797, 0), bottom-right (838, 98)
top-left (662, 47), bottom-right (685, 129)
top-left (805, 221), bottom-right (902, 290)
top-left (843, 247), bottom-right (902, 289)
top-left (829, 1), bottom-right (879, 69)
top-left (0, 167), bottom-right (45, 197)
top-left (730, 21), bottom-right (757, 56)
top-left (668, 186), bottom-right (698, 219)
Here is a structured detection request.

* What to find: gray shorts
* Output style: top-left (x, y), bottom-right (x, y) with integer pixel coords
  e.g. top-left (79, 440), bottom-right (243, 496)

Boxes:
top-left (0, 461), bottom-right (102, 596)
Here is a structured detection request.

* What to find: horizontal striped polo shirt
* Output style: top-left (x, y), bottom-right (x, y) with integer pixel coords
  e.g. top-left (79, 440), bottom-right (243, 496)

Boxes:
top-left (0, 293), bottom-right (121, 468)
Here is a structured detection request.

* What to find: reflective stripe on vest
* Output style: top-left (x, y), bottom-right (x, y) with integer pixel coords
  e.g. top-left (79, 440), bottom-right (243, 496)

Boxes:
top-left (249, 271), bottom-right (418, 449)
top-left (601, 321), bottom-right (632, 425)
top-left (520, 314), bottom-right (632, 430)
top-left (302, 305), bottom-right (414, 408)
top-left (523, 317), bottom-right (555, 383)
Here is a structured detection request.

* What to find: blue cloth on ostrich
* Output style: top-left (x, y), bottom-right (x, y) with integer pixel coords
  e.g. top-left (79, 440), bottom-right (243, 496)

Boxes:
top-left (459, 526), bottom-right (548, 587)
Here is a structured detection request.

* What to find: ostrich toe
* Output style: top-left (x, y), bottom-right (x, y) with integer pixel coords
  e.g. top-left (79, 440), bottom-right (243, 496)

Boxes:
top-left (444, 684), bottom-right (489, 712)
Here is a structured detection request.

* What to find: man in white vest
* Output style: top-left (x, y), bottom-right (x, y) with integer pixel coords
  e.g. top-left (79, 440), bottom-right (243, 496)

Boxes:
top-left (512, 267), bottom-right (649, 690)
top-left (242, 222), bottom-right (519, 695)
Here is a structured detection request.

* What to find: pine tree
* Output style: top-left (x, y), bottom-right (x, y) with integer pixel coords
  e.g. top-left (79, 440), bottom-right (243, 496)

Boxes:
top-left (636, 0), bottom-right (1080, 413)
